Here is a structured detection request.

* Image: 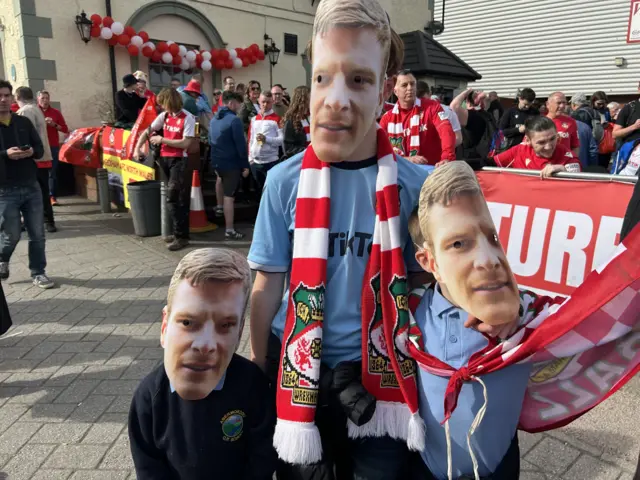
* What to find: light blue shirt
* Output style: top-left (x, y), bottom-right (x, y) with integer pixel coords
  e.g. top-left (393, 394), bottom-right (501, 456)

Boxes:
top-left (248, 152), bottom-right (430, 367)
top-left (414, 286), bottom-right (532, 479)
top-left (169, 372), bottom-right (226, 394)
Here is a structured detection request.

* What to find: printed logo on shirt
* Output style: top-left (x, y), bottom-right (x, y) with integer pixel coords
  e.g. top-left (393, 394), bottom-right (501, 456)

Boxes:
top-left (530, 357), bottom-right (572, 383)
top-left (558, 132), bottom-right (569, 138)
top-left (525, 158), bottom-right (532, 167)
top-left (328, 232), bottom-right (373, 258)
top-left (562, 123), bottom-right (569, 129)
top-left (565, 151), bottom-right (573, 158)
top-left (221, 410), bottom-right (246, 442)
top-left (438, 110), bottom-right (449, 121)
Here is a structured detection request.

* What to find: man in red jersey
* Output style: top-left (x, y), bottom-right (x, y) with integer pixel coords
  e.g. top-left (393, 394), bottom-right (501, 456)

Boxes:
top-left (379, 70), bottom-right (456, 166)
top-left (491, 116), bottom-right (581, 177)
top-left (546, 92), bottom-right (579, 157)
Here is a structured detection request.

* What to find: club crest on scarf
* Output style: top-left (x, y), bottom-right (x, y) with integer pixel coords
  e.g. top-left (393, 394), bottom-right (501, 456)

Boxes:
top-left (281, 283), bottom-right (325, 406)
top-left (367, 274), bottom-right (415, 388)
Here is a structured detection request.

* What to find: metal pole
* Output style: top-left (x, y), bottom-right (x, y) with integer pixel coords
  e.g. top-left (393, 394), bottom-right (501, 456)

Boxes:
top-left (96, 168), bottom-right (111, 213)
top-left (481, 167), bottom-right (638, 184)
top-left (160, 182), bottom-right (172, 238)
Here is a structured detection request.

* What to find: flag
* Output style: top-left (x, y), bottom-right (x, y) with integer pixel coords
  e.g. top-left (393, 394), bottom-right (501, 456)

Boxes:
top-left (59, 126), bottom-right (102, 169)
top-left (123, 95), bottom-right (158, 161)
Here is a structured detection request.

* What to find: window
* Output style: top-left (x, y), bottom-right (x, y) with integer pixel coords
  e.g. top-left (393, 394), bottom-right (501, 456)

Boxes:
top-left (148, 41), bottom-right (200, 93)
top-left (284, 33), bottom-right (298, 55)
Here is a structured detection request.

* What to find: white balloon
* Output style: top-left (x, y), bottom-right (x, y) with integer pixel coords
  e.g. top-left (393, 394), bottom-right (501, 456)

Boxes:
top-left (166, 40), bottom-right (175, 46)
top-left (228, 48), bottom-right (237, 59)
top-left (201, 51), bottom-right (211, 61)
top-left (130, 35), bottom-right (143, 47)
top-left (185, 51), bottom-right (196, 62)
top-left (201, 60), bottom-right (212, 71)
top-left (110, 22), bottom-right (124, 35)
top-left (189, 60), bottom-right (197, 69)
top-left (144, 42), bottom-right (155, 51)
top-left (162, 52), bottom-right (173, 64)
top-left (100, 27), bottom-right (113, 40)
top-left (180, 60), bottom-right (190, 71)
top-left (233, 58), bottom-right (243, 69)
top-left (178, 45), bottom-right (187, 57)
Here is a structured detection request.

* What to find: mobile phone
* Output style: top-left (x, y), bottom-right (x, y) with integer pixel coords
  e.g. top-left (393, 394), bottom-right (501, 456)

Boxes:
top-left (19, 145), bottom-right (31, 151)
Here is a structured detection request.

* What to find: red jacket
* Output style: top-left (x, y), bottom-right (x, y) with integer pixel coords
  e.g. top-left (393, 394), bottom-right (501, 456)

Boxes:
top-left (379, 99), bottom-right (456, 164)
top-left (493, 143), bottom-right (581, 172)
top-left (39, 106), bottom-right (69, 148)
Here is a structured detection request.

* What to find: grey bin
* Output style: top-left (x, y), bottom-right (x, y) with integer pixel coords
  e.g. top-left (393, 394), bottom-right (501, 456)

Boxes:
top-left (127, 181), bottom-right (161, 237)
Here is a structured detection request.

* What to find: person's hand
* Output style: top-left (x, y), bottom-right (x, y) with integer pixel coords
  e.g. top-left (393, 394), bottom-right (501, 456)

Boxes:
top-left (149, 135), bottom-right (163, 146)
top-left (464, 315), bottom-right (519, 340)
top-left (633, 119), bottom-right (640, 130)
top-left (242, 168), bottom-right (250, 178)
top-left (45, 117), bottom-right (54, 126)
top-left (518, 125), bottom-right (525, 133)
top-left (256, 133), bottom-right (266, 142)
top-left (435, 160), bottom-right (451, 168)
top-left (409, 155), bottom-right (429, 165)
top-left (6, 147), bottom-right (32, 160)
top-left (133, 149), bottom-right (141, 161)
top-left (541, 164), bottom-right (564, 179)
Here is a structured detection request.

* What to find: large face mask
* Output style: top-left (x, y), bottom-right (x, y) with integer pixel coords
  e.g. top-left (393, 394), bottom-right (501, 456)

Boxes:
top-left (426, 194), bottom-right (520, 326)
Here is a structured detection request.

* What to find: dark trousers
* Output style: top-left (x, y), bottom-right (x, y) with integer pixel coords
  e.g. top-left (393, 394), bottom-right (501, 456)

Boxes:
top-left (251, 161), bottom-right (279, 196)
top-left (158, 156), bottom-right (189, 240)
top-left (408, 434), bottom-right (520, 480)
top-left (0, 182), bottom-right (46, 276)
top-left (49, 146), bottom-right (60, 197)
top-left (266, 334), bottom-right (411, 480)
top-left (36, 167), bottom-right (54, 225)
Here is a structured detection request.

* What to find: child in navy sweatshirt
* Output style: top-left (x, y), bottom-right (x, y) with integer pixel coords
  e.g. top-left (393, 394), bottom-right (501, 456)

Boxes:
top-left (128, 248), bottom-right (277, 479)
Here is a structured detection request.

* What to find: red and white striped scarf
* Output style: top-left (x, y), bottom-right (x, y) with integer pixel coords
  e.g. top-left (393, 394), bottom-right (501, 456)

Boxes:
top-left (407, 226), bottom-right (640, 480)
top-left (301, 117), bottom-right (311, 146)
top-left (273, 127), bottom-right (424, 465)
top-left (387, 98), bottom-right (422, 157)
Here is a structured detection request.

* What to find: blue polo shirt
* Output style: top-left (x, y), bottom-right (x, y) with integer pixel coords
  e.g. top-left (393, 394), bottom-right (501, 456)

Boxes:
top-left (414, 285), bottom-right (532, 479)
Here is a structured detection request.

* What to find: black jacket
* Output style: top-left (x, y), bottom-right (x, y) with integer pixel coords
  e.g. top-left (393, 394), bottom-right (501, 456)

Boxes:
top-left (282, 120), bottom-right (308, 159)
top-left (0, 113), bottom-right (44, 186)
top-left (128, 355), bottom-right (277, 480)
top-left (115, 89), bottom-right (146, 126)
top-left (498, 106), bottom-right (540, 145)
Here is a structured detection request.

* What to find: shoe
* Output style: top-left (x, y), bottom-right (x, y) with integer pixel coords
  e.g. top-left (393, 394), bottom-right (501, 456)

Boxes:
top-left (33, 274), bottom-right (55, 289)
top-left (46, 223), bottom-right (57, 233)
top-left (50, 197), bottom-right (59, 206)
top-left (214, 206), bottom-right (224, 217)
top-left (163, 235), bottom-right (175, 243)
top-left (0, 262), bottom-right (9, 280)
top-left (167, 238), bottom-right (189, 251)
top-left (225, 229), bottom-right (245, 240)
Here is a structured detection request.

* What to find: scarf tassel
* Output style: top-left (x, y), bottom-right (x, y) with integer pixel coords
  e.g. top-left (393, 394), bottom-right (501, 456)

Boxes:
top-left (347, 401), bottom-right (426, 452)
top-left (273, 419), bottom-right (323, 465)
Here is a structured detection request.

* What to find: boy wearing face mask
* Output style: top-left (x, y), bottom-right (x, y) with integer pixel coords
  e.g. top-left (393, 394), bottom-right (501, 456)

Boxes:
top-left (128, 248), bottom-right (277, 480)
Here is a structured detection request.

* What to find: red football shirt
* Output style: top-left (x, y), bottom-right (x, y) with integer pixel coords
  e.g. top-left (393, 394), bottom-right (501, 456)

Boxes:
top-left (493, 143), bottom-right (581, 172)
top-left (548, 114), bottom-right (579, 152)
top-left (379, 99), bottom-right (456, 164)
top-left (40, 106), bottom-right (69, 148)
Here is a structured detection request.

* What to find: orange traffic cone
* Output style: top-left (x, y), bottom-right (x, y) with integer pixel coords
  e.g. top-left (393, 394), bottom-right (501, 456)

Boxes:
top-left (189, 170), bottom-right (217, 233)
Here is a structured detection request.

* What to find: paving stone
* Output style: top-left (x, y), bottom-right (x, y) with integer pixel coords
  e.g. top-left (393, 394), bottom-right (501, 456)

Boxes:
top-left (0, 404), bottom-right (29, 432)
top-left (562, 454), bottom-right (621, 479)
top-left (519, 431), bottom-right (544, 456)
top-left (30, 422), bottom-right (92, 444)
top-left (618, 474), bottom-right (635, 480)
top-left (526, 437), bottom-right (581, 476)
top-left (0, 422), bottom-right (43, 454)
top-left (43, 444), bottom-right (109, 469)
top-left (20, 403), bottom-right (77, 423)
top-left (137, 347), bottom-right (163, 359)
top-left (94, 338), bottom-right (128, 353)
top-left (67, 395), bottom-right (115, 422)
top-left (0, 347), bottom-right (33, 360)
top-left (7, 386), bottom-right (64, 404)
top-left (93, 380), bottom-right (139, 397)
top-left (44, 365), bottom-right (86, 386)
top-left (2, 371), bottom-right (52, 387)
top-left (68, 352), bottom-right (114, 366)
top-left (54, 380), bottom-right (101, 404)
top-left (82, 365), bottom-right (126, 380)
top-left (37, 353), bottom-right (76, 371)
top-left (82, 423), bottom-right (125, 444)
top-left (98, 434), bottom-right (133, 470)
top-left (1, 444), bottom-right (56, 480)
top-left (98, 413), bottom-right (128, 425)
top-left (56, 342), bottom-right (99, 354)
top-left (69, 472), bottom-right (130, 480)
top-left (31, 470), bottom-right (73, 480)
top-left (106, 395), bottom-right (133, 414)
top-left (120, 360), bottom-right (159, 380)
top-left (0, 359), bottom-right (41, 372)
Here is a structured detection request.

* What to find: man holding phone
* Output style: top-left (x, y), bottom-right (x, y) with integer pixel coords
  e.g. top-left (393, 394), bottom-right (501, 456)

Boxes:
top-left (0, 80), bottom-right (54, 289)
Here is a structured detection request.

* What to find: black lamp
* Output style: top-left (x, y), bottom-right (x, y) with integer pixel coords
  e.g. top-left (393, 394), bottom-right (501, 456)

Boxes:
top-left (75, 11), bottom-right (93, 44)
top-left (264, 34), bottom-right (281, 86)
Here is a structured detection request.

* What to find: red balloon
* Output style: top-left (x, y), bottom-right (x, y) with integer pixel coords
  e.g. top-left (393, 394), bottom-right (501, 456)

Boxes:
top-left (224, 59), bottom-right (233, 69)
top-left (127, 45), bottom-right (139, 56)
top-left (151, 50), bottom-right (162, 63)
top-left (169, 43), bottom-right (180, 56)
top-left (210, 49), bottom-right (218, 60)
top-left (118, 34), bottom-right (130, 46)
top-left (107, 36), bottom-right (119, 47)
top-left (250, 55), bottom-right (257, 64)
top-left (138, 31), bottom-right (149, 43)
top-left (142, 46), bottom-right (153, 58)
top-left (90, 25), bottom-right (101, 38)
top-left (242, 58), bottom-right (249, 67)
top-left (219, 49), bottom-right (230, 60)
top-left (124, 26), bottom-right (136, 37)
top-left (90, 14), bottom-right (102, 25)
top-left (195, 53), bottom-right (203, 65)
top-left (102, 16), bottom-right (114, 27)
top-left (235, 47), bottom-right (244, 57)
top-left (257, 50), bottom-right (265, 61)
top-left (172, 55), bottom-right (182, 66)
top-left (215, 60), bottom-right (225, 70)
top-left (251, 43), bottom-right (260, 54)
top-left (156, 41), bottom-right (169, 53)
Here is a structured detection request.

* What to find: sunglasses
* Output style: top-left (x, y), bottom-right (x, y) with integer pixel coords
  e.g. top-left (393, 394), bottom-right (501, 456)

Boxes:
top-left (250, 87), bottom-right (261, 91)
top-left (213, 92), bottom-right (222, 96)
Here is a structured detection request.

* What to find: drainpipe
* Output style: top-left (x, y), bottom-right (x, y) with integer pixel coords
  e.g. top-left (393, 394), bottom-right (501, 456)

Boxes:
top-left (106, 0), bottom-right (117, 112)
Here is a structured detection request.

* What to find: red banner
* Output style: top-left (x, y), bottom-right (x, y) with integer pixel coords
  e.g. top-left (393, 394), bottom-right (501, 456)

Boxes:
top-left (59, 127), bottom-right (102, 169)
top-left (478, 172), bottom-right (634, 296)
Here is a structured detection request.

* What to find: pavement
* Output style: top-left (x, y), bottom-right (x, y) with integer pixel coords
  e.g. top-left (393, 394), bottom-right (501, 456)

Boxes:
top-left (0, 198), bottom-right (637, 480)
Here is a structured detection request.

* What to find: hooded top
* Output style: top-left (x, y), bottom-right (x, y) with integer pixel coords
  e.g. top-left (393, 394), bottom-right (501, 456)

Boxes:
top-left (208, 107), bottom-right (249, 171)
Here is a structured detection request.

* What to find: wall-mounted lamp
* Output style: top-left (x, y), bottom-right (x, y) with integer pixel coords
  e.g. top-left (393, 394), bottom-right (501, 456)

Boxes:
top-left (264, 34), bottom-right (281, 86)
top-left (75, 11), bottom-right (93, 44)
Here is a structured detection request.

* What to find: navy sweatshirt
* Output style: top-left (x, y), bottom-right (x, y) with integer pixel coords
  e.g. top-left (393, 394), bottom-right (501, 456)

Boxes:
top-left (208, 107), bottom-right (250, 172)
top-left (128, 355), bottom-right (277, 480)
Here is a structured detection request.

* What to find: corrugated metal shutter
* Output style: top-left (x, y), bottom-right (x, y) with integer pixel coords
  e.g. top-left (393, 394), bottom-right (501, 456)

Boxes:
top-left (433, 0), bottom-right (640, 97)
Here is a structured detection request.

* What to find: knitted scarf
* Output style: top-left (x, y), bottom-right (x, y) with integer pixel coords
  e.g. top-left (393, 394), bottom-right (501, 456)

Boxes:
top-left (301, 117), bottom-right (311, 146)
top-left (273, 127), bottom-right (424, 465)
top-left (387, 98), bottom-right (422, 157)
top-left (407, 225), bottom-right (640, 480)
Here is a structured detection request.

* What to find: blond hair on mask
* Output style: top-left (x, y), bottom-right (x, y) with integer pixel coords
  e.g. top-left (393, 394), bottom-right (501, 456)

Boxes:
top-left (166, 248), bottom-right (251, 315)
top-left (418, 162), bottom-right (483, 249)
